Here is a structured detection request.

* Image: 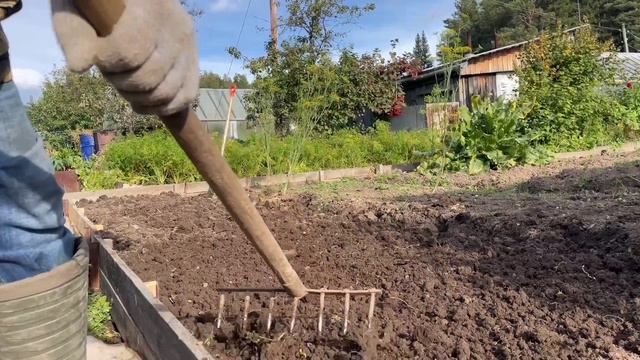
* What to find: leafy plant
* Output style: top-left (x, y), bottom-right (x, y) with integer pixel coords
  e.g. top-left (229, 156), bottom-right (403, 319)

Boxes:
top-left (50, 148), bottom-right (83, 172)
top-left (419, 97), bottom-right (549, 175)
top-left (81, 123), bottom-right (439, 190)
top-left (516, 26), bottom-right (628, 151)
top-left (87, 293), bottom-right (120, 344)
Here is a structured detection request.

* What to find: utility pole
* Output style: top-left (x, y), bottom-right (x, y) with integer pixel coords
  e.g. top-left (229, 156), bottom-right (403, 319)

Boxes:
top-left (270, 0), bottom-right (278, 48)
top-left (577, 0), bottom-right (581, 23)
top-left (622, 23), bottom-right (630, 53)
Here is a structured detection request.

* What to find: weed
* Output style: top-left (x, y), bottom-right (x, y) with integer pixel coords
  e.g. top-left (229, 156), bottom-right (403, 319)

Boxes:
top-left (87, 293), bottom-right (120, 344)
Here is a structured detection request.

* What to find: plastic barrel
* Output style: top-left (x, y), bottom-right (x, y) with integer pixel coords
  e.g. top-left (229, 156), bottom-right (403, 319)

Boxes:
top-left (0, 240), bottom-right (89, 360)
top-left (80, 134), bottom-right (95, 160)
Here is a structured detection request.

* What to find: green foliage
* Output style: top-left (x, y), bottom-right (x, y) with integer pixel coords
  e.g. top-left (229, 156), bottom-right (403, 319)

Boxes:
top-left (28, 68), bottom-right (161, 151)
top-left (443, 0), bottom-right (639, 52)
top-left (83, 123), bottom-right (439, 190)
top-left (88, 294), bottom-right (119, 344)
top-left (283, 0), bottom-right (375, 53)
top-left (516, 27), bottom-right (632, 151)
top-left (413, 31), bottom-right (433, 68)
top-left (437, 29), bottom-right (472, 63)
top-left (50, 148), bottom-right (83, 172)
top-left (200, 72), bottom-right (251, 89)
top-left (419, 97), bottom-right (549, 175)
top-left (245, 0), bottom-right (410, 136)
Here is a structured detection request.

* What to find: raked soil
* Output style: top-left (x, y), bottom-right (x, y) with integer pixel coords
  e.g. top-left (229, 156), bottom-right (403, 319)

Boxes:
top-left (84, 150), bottom-right (640, 359)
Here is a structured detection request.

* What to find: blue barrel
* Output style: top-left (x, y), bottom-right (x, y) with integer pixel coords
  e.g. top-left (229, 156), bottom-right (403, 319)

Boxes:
top-left (79, 134), bottom-right (95, 160)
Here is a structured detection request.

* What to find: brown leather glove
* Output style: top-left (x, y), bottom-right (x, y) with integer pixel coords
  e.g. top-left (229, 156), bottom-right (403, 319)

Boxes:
top-left (51, 0), bottom-right (199, 116)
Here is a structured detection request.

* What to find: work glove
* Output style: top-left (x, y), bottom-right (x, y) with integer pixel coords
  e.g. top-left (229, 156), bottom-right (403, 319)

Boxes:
top-left (51, 0), bottom-right (199, 116)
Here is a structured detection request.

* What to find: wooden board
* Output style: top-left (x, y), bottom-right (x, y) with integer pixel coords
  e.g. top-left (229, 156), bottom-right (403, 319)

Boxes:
top-left (98, 238), bottom-right (212, 360)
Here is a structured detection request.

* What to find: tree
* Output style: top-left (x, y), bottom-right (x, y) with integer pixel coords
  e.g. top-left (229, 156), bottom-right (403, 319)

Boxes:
top-left (283, 0), bottom-right (375, 55)
top-left (443, 0), bottom-right (640, 52)
top-left (199, 72), bottom-right (251, 89)
top-left (437, 29), bottom-right (472, 63)
top-left (28, 69), bottom-right (161, 150)
top-left (245, 0), bottom-right (406, 134)
top-left (413, 31), bottom-right (433, 68)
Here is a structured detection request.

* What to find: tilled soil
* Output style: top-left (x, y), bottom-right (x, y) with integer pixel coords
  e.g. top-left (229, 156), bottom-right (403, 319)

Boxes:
top-left (84, 151), bottom-right (640, 359)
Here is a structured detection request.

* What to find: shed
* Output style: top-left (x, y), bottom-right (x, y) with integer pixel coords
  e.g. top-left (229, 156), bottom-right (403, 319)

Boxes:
top-left (396, 26), bottom-right (587, 131)
top-left (195, 88), bottom-right (253, 140)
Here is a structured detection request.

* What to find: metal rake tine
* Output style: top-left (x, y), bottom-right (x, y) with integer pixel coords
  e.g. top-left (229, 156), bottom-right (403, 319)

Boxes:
top-left (290, 297), bottom-right (300, 333)
top-left (318, 292), bottom-right (326, 333)
top-left (242, 296), bottom-right (250, 332)
top-left (367, 292), bottom-right (376, 329)
top-left (343, 293), bottom-right (350, 335)
top-left (216, 294), bottom-right (225, 329)
top-left (266, 297), bottom-right (276, 332)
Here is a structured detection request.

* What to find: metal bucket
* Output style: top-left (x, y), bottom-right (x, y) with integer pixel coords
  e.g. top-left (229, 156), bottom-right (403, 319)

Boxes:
top-left (0, 240), bottom-right (89, 359)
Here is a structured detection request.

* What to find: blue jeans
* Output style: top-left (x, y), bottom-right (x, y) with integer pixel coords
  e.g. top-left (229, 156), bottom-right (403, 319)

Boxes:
top-left (0, 81), bottom-right (74, 283)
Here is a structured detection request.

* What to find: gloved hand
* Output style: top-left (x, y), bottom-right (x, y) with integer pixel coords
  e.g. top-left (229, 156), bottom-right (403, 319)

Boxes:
top-left (51, 0), bottom-right (199, 116)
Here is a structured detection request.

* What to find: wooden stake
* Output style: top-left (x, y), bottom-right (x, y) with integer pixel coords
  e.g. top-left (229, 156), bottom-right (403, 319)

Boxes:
top-left (343, 293), bottom-right (350, 335)
top-left (221, 94), bottom-right (236, 156)
top-left (318, 292), bottom-right (325, 333)
top-left (216, 295), bottom-right (225, 329)
top-left (290, 297), bottom-right (299, 333)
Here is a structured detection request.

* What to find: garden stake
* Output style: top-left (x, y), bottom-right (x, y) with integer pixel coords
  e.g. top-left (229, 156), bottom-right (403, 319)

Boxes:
top-left (74, 0), bottom-right (383, 338)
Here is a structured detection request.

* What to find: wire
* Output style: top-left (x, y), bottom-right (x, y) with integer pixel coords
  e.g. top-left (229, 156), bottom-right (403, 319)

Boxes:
top-left (226, 0), bottom-right (253, 78)
top-left (592, 25), bottom-right (622, 33)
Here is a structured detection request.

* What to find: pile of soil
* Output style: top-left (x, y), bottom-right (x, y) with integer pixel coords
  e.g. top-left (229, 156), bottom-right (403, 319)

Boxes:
top-left (84, 153), bottom-right (640, 359)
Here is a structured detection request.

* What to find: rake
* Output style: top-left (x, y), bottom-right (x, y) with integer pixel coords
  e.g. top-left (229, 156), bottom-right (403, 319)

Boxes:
top-left (215, 288), bottom-right (382, 335)
top-left (74, 0), bottom-right (383, 336)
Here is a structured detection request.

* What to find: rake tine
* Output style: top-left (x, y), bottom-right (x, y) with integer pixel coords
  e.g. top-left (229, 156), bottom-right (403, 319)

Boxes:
top-left (266, 297), bottom-right (276, 332)
top-left (342, 293), bottom-right (350, 335)
top-left (367, 292), bottom-right (376, 329)
top-left (290, 297), bottom-right (300, 333)
top-left (242, 296), bottom-right (250, 332)
top-left (318, 292), bottom-right (326, 333)
top-left (216, 294), bottom-right (225, 329)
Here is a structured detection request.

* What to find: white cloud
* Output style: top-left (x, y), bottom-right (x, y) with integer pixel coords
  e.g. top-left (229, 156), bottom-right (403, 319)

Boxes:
top-left (210, 0), bottom-right (240, 13)
top-left (12, 68), bottom-right (45, 89)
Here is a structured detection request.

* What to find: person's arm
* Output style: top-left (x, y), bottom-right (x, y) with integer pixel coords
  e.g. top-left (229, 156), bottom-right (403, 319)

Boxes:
top-left (51, 0), bottom-right (199, 117)
top-left (0, 0), bottom-right (22, 20)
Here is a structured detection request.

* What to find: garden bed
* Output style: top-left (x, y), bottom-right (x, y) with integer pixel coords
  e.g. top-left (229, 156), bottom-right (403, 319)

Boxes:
top-left (81, 151), bottom-right (640, 359)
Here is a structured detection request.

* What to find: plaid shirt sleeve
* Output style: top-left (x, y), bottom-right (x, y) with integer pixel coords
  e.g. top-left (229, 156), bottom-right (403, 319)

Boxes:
top-left (0, 0), bottom-right (21, 21)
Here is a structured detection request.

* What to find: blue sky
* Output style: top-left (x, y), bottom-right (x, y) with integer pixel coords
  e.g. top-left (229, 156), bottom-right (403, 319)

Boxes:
top-left (3, 0), bottom-right (455, 103)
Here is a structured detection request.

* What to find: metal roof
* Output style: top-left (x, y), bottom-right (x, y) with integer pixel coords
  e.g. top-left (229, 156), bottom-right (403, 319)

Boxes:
top-left (614, 53), bottom-right (640, 80)
top-left (195, 88), bottom-right (253, 121)
top-left (403, 25), bottom-right (589, 84)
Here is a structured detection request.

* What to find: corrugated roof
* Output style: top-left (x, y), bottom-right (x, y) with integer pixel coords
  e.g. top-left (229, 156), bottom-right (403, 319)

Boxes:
top-left (195, 88), bottom-right (252, 121)
top-left (614, 53), bottom-right (640, 80)
top-left (403, 25), bottom-right (589, 84)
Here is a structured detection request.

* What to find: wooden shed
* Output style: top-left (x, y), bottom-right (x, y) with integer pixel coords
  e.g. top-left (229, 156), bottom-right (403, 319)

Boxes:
top-left (458, 45), bottom-right (522, 108)
top-left (395, 25), bottom-right (586, 131)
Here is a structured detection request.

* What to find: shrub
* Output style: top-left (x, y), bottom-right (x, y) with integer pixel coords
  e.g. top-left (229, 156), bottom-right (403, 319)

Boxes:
top-left (419, 97), bottom-right (549, 175)
top-left (516, 26), bottom-right (627, 151)
top-left (83, 123), bottom-right (437, 190)
top-left (87, 294), bottom-right (120, 344)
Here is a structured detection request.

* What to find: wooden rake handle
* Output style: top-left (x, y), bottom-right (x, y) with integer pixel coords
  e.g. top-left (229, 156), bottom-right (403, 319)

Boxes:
top-left (71, 0), bottom-right (308, 298)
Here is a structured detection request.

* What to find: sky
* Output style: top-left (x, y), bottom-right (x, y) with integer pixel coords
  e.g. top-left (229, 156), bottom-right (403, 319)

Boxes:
top-left (3, 0), bottom-right (456, 103)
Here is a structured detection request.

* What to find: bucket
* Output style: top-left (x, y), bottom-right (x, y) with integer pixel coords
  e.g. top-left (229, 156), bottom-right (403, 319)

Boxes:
top-left (80, 134), bottom-right (95, 160)
top-left (0, 240), bottom-right (89, 360)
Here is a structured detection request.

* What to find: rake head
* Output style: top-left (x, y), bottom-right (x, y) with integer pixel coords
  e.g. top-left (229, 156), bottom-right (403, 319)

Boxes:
top-left (214, 288), bottom-right (382, 335)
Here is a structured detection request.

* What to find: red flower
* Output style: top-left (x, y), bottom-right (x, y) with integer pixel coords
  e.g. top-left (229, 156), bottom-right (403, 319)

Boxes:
top-left (627, 82), bottom-right (634, 89)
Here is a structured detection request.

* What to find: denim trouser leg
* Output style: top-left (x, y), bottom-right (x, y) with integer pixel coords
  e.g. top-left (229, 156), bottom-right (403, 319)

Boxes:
top-left (0, 81), bottom-right (75, 283)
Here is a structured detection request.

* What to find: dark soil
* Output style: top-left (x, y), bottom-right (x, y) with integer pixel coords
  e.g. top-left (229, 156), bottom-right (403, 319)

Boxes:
top-left (84, 151), bottom-right (640, 359)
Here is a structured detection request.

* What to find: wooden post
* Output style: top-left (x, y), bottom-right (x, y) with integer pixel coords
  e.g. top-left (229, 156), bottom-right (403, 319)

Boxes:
top-left (221, 85), bottom-right (237, 156)
top-left (622, 23), bottom-right (630, 53)
top-left (270, 0), bottom-right (278, 47)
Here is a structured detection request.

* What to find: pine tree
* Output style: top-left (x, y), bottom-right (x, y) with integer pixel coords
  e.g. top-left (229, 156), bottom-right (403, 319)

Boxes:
top-left (413, 31), bottom-right (434, 68)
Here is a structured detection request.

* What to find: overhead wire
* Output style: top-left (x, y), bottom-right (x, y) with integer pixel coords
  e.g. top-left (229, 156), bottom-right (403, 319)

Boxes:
top-left (226, 0), bottom-right (253, 79)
